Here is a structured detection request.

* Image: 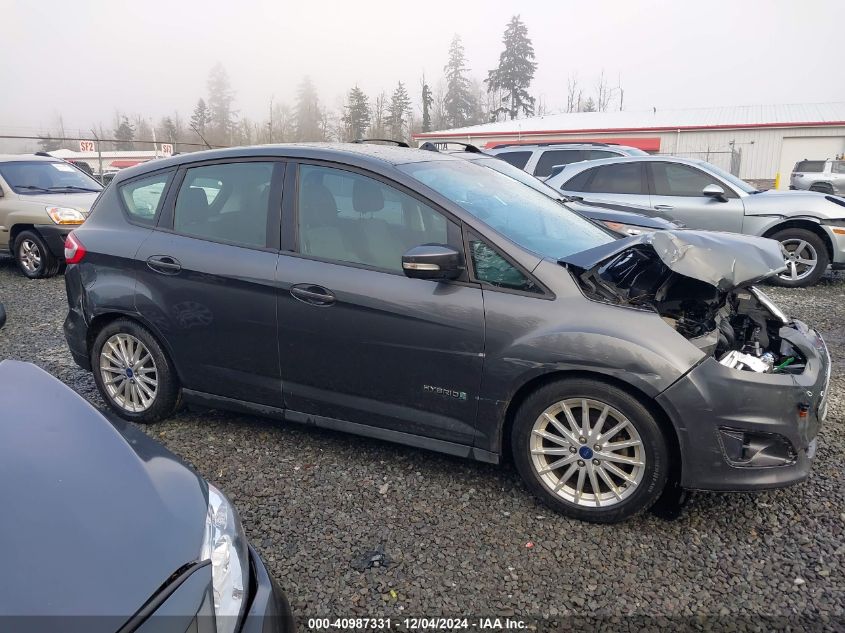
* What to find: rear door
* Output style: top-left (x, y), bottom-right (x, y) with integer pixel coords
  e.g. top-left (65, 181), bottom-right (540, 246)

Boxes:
top-left (134, 158), bottom-right (284, 407)
top-left (646, 161), bottom-right (744, 232)
top-left (275, 162), bottom-right (485, 446)
top-left (562, 162), bottom-right (651, 208)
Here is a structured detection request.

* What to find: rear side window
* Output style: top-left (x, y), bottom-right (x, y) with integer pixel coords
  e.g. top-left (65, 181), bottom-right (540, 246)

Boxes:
top-left (586, 163), bottom-right (645, 194)
top-left (119, 171), bottom-right (172, 225)
top-left (831, 161), bottom-right (845, 174)
top-left (173, 162), bottom-right (275, 248)
top-left (534, 150), bottom-right (585, 178)
top-left (794, 160), bottom-right (825, 173)
top-left (496, 151), bottom-right (532, 170)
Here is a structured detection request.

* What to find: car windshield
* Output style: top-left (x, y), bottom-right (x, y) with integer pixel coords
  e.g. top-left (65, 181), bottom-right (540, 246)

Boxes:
top-left (400, 159), bottom-right (614, 259)
top-left (696, 161), bottom-right (758, 194)
top-left (0, 160), bottom-right (103, 195)
top-left (474, 156), bottom-right (564, 198)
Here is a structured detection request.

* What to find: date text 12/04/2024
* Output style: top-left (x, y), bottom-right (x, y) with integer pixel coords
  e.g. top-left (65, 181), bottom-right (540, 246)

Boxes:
top-left (306, 617), bottom-right (528, 630)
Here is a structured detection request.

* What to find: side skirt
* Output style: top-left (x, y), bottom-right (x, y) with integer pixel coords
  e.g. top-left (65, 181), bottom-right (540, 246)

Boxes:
top-left (181, 389), bottom-right (500, 464)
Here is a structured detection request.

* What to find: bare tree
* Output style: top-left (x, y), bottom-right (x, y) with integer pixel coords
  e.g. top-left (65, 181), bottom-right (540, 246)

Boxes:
top-left (595, 70), bottom-right (615, 113)
top-left (565, 75), bottom-right (583, 113)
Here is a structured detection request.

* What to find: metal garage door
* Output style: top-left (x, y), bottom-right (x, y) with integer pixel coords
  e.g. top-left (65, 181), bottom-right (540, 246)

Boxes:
top-left (777, 136), bottom-right (845, 189)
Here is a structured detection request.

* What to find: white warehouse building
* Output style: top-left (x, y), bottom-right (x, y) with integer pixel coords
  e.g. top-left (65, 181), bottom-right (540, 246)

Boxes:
top-left (412, 102), bottom-right (845, 189)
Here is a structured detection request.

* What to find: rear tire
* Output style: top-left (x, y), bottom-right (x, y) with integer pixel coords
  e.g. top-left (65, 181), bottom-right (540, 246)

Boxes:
top-left (511, 377), bottom-right (669, 523)
top-left (768, 228), bottom-right (829, 288)
top-left (91, 318), bottom-right (180, 423)
top-left (809, 183), bottom-right (834, 194)
top-left (14, 230), bottom-right (60, 279)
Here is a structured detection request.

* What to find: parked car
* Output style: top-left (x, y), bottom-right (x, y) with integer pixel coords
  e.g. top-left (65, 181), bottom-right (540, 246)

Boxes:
top-left (790, 158), bottom-right (845, 195)
top-left (63, 144), bottom-right (830, 523)
top-left (420, 142), bottom-right (679, 235)
top-left (487, 142), bottom-right (647, 180)
top-left (0, 303), bottom-right (293, 633)
top-left (0, 154), bottom-right (102, 278)
top-left (547, 155), bottom-right (845, 287)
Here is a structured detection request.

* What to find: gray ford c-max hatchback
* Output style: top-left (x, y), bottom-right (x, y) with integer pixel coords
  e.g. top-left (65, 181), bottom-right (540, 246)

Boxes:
top-left (63, 143), bottom-right (830, 523)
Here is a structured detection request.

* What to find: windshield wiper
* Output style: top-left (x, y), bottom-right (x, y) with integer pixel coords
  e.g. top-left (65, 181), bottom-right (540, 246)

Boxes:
top-left (15, 185), bottom-right (52, 193)
top-left (48, 185), bottom-right (101, 192)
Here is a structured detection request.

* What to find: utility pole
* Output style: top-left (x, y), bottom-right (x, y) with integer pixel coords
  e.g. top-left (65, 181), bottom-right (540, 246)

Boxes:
top-left (90, 128), bottom-right (103, 176)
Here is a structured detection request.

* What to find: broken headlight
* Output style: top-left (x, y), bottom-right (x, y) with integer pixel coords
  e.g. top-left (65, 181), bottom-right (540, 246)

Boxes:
top-left (201, 483), bottom-right (249, 633)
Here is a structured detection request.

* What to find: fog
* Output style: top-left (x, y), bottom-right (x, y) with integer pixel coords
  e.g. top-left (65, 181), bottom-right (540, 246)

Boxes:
top-left (1, 0), bottom-right (843, 145)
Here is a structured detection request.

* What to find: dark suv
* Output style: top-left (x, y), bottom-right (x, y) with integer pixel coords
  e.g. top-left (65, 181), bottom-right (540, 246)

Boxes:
top-left (63, 144), bottom-right (830, 523)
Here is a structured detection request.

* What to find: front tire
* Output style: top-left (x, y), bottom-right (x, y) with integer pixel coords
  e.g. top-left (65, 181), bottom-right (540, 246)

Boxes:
top-left (14, 230), bottom-right (60, 279)
top-left (91, 319), bottom-right (180, 423)
top-left (512, 378), bottom-right (669, 523)
top-left (769, 228), bottom-right (829, 288)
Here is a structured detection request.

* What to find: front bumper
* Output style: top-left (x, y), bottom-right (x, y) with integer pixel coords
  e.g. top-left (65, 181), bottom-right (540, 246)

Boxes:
top-left (241, 544), bottom-right (295, 633)
top-left (33, 224), bottom-right (73, 258)
top-left (657, 320), bottom-right (830, 491)
top-left (821, 224), bottom-right (845, 265)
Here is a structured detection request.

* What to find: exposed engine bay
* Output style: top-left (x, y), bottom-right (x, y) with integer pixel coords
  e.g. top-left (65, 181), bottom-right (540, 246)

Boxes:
top-left (567, 243), bottom-right (807, 375)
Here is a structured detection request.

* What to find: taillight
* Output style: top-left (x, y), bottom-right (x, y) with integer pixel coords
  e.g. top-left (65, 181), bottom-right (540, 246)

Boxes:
top-left (64, 231), bottom-right (87, 264)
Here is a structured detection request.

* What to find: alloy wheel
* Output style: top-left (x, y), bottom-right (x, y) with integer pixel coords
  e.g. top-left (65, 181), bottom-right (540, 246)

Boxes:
top-left (18, 239), bottom-right (42, 273)
top-left (530, 398), bottom-right (645, 507)
top-left (778, 238), bottom-right (818, 282)
top-left (99, 333), bottom-right (159, 413)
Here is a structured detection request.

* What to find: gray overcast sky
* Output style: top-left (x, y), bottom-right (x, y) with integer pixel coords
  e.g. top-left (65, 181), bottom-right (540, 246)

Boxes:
top-left (2, 0), bottom-right (844, 135)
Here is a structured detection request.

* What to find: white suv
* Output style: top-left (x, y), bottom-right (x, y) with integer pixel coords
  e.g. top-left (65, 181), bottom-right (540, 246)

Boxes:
top-left (790, 159), bottom-right (845, 195)
top-left (487, 142), bottom-right (647, 180)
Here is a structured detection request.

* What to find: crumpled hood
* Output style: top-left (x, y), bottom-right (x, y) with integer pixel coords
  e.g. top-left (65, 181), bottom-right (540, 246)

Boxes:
top-left (560, 230), bottom-right (787, 291)
top-left (0, 361), bottom-right (206, 629)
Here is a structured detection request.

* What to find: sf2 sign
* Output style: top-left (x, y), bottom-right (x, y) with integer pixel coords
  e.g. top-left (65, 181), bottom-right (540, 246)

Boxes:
top-left (79, 140), bottom-right (96, 152)
top-left (160, 143), bottom-right (173, 156)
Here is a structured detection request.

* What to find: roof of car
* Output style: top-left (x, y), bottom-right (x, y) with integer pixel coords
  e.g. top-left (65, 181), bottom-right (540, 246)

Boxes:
top-left (0, 154), bottom-right (64, 163)
top-left (557, 155), bottom-right (708, 170)
top-left (108, 142), bottom-right (464, 184)
top-left (490, 143), bottom-right (641, 151)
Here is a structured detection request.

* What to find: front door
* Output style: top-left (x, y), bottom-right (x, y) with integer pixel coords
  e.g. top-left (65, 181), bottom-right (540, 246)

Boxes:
top-left (134, 159), bottom-right (284, 407)
top-left (276, 163), bottom-right (485, 446)
top-left (646, 161), bottom-right (745, 233)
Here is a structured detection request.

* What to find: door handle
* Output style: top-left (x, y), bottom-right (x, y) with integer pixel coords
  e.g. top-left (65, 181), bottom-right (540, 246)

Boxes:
top-left (146, 255), bottom-right (182, 275)
top-left (654, 204), bottom-right (674, 210)
top-left (290, 284), bottom-right (335, 306)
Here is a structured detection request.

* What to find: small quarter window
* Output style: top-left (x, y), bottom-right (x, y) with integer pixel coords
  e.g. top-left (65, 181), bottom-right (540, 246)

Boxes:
top-left (496, 151), bottom-right (532, 170)
top-left (119, 171), bottom-right (172, 225)
top-left (469, 235), bottom-right (541, 293)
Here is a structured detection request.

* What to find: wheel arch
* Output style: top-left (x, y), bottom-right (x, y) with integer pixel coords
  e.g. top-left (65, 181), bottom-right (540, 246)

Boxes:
top-left (86, 311), bottom-right (184, 383)
top-left (762, 219), bottom-right (834, 260)
top-left (499, 369), bottom-right (682, 479)
top-left (9, 223), bottom-right (36, 246)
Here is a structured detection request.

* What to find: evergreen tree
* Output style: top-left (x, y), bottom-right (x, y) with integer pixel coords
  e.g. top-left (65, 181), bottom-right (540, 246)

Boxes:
top-left (158, 116), bottom-right (178, 143)
top-left (207, 63), bottom-right (236, 145)
top-left (341, 85), bottom-right (371, 141)
top-left (190, 99), bottom-right (212, 137)
top-left (485, 15), bottom-right (537, 120)
top-left (581, 97), bottom-right (597, 112)
top-left (443, 35), bottom-right (474, 128)
top-left (421, 77), bottom-right (433, 133)
top-left (386, 81), bottom-right (412, 140)
top-left (113, 115), bottom-right (135, 150)
top-left (294, 76), bottom-right (324, 141)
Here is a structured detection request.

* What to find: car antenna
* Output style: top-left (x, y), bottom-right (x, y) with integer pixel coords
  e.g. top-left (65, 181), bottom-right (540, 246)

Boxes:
top-left (190, 124), bottom-right (213, 150)
top-left (353, 138), bottom-right (410, 148)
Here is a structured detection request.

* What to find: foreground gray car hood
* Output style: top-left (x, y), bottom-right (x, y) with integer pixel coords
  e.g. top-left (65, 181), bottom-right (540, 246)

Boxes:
top-left (0, 361), bottom-right (207, 629)
top-left (743, 189), bottom-right (845, 219)
top-left (560, 230), bottom-right (787, 290)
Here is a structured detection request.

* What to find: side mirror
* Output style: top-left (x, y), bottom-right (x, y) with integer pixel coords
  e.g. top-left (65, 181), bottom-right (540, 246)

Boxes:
top-left (702, 184), bottom-right (727, 201)
top-left (401, 244), bottom-right (463, 280)
top-left (0, 303), bottom-right (6, 329)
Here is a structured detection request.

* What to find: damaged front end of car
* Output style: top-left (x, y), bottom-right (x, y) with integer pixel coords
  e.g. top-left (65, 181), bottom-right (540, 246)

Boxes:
top-left (561, 231), bottom-right (831, 491)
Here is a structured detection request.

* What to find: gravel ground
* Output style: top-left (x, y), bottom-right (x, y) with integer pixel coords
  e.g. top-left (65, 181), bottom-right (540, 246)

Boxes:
top-left (0, 257), bottom-right (843, 631)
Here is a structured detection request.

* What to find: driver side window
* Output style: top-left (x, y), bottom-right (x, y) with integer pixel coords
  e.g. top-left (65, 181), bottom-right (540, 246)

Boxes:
top-left (650, 162), bottom-right (733, 198)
